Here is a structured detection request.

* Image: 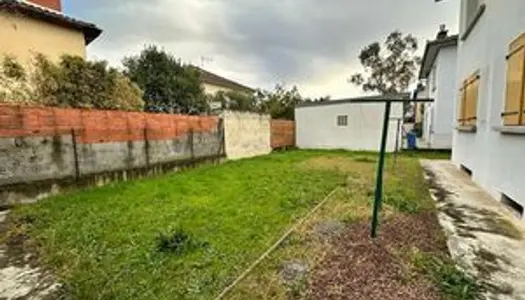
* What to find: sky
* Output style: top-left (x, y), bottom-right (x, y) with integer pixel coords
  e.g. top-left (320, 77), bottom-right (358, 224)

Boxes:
top-left (64, 0), bottom-right (459, 99)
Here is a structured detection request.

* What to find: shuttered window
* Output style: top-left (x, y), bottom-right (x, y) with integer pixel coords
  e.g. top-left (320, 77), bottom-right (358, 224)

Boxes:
top-left (503, 33), bottom-right (525, 126)
top-left (458, 72), bottom-right (480, 126)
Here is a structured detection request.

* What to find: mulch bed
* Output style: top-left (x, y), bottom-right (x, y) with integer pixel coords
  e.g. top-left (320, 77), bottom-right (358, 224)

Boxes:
top-left (308, 211), bottom-right (448, 300)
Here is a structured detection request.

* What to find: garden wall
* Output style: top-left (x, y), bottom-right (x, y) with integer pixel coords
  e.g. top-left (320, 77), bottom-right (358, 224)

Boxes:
top-left (271, 120), bottom-right (295, 149)
top-left (223, 111), bottom-right (271, 160)
top-left (0, 105), bottom-right (224, 206)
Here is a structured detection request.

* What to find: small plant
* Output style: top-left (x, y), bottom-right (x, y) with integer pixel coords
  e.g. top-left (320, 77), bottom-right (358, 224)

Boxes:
top-left (156, 228), bottom-right (209, 255)
top-left (411, 251), bottom-right (482, 300)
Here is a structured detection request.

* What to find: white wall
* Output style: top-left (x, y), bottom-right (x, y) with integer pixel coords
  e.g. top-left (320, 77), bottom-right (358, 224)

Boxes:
top-left (223, 111), bottom-right (271, 160)
top-left (423, 46), bottom-right (457, 149)
top-left (296, 102), bottom-right (403, 152)
top-left (453, 0), bottom-right (525, 217)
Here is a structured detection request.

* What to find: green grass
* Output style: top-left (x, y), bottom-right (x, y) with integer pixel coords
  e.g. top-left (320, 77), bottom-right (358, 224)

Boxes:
top-left (9, 149), bottom-right (470, 300)
top-left (11, 150), bottom-right (350, 300)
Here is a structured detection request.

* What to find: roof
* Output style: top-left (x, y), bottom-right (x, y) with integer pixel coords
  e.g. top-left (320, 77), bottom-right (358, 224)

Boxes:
top-left (0, 0), bottom-right (102, 45)
top-left (196, 67), bottom-right (256, 94)
top-left (296, 93), bottom-right (426, 109)
top-left (418, 34), bottom-right (458, 79)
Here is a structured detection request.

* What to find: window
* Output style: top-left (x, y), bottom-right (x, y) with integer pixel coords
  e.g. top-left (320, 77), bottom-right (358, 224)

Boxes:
top-left (458, 72), bottom-right (480, 126)
top-left (503, 33), bottom-right (525, 126)
top-left (337, 115), bottom-right (348, 127)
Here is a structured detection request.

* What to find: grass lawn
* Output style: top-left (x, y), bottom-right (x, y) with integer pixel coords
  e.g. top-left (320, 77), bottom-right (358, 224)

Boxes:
top-left (7, 150), bottom-right (477, 300)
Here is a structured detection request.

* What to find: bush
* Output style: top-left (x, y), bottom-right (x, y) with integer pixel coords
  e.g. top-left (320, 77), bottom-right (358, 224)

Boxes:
top-left (122, 46), bottom-right (207, 114)
top-left (0, 56), bottom-right (33, 104)
top-left (0, 54), bottom-right (145, 111)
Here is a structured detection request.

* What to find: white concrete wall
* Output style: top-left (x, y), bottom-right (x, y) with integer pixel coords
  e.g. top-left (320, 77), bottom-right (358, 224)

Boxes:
top-left (296, 102), bottom-right (404, 152)
top-left (223, 111), bottom-right (271, 160)
top-left (453, 0), bottom-right (525, 217)
top-left (432, 47), bottom-right (458, 149)
top-left (422, 46), bottom-right (457, 149)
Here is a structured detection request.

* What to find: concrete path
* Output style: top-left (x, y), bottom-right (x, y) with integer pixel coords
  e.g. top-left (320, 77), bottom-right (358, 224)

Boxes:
top-left (421, 160), bottom-right (525, 300)
top-left (0, 209), bottom-right (59, 300)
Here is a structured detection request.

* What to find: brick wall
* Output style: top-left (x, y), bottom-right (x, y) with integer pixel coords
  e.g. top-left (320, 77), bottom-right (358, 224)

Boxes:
top-left (0, 104), bottom-right (224, 205)
top-left (0, 104), bottom-right (219, 144)
top-left (271, 120), bottom-right (295, 149)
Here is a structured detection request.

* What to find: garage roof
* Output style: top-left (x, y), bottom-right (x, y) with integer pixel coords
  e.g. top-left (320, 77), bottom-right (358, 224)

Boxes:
top-left (296, 93), bottom-right (412, 108)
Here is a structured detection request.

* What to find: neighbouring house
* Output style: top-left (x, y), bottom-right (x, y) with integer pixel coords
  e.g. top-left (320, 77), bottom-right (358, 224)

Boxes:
top-left (295, 95), bottom-right (405, 152)
top-left (417, 25), bottom-right (458, 149)
top-left (441, 0), bottom-right (525, 220)
top-left (196, 67), bottom-right (256, 111)
top-left (0, 0), bottom-right (102, 67)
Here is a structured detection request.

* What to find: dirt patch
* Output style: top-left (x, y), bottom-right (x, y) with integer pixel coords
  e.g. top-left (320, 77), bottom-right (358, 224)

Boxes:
top-left (0, 213), bottom-right (60, 300)
top-left (308, 212), bottom-right (447, 300)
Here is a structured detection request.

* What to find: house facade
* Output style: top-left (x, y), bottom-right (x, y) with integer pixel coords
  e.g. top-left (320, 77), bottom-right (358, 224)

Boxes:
top-left (295, 97), bottom-right (404, 152)
top-left (450, 0), bottom-right (525, 218)
top-left (197, 67), bottom-right (255, 96)
top-left (0, 0), bottom-right (101, 67)
top-left (418, 27), bottom-right (458, 149)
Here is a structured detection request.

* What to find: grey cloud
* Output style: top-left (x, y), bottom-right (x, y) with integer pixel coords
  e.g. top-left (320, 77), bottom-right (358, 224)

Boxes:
top-left (65, 0), bottom-right (458, 95)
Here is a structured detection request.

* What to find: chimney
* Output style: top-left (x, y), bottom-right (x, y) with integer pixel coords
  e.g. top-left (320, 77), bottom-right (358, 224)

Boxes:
top-left (25, 0), bottom-right (62, 11)
top-left (436, 24), bottom-right (448, 40)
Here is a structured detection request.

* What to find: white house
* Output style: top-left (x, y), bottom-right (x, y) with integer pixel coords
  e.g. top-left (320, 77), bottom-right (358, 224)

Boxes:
top-left (418, 26), bottom-right (458, 149)
top-left (295, 97), bottom-right (404, 152)
top-left (445, 0), bottom-right (525, 219)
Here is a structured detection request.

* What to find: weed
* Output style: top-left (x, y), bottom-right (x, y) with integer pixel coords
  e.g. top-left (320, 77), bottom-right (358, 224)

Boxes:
top-left (156, 228), bottom-right (209, 255)
top-left (411, 251), bottom-right (482, 300)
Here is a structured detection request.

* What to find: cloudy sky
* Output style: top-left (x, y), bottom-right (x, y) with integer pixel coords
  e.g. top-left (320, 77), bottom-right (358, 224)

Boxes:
top-left (64, 0), bottom-right (459, 99)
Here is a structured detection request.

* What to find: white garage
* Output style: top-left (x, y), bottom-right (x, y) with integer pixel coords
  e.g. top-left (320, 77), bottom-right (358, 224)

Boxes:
top-left (295, 98), bottom-right (405, 152)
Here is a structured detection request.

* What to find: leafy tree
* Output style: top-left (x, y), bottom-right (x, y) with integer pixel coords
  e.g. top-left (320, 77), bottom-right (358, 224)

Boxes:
top-left (209, 90), bottom-right (257, 112)
top-left (350, 31), bottom-right (421, 95)
top-left (122, 46), bottom-right (207, 114)
top-left (257, 84), bottom-right (303, 120)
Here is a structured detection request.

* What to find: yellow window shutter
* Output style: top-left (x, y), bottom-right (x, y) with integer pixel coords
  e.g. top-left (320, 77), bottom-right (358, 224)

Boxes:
top-left (504, 34), bottom-right (525, 126)
top-left (464, 74), bottom-right (479, 126)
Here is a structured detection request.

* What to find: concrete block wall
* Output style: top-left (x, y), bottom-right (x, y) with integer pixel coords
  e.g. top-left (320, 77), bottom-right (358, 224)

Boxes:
top-left (223, 111), bottom-right (272, 160)
top-left (0, 105), bottom-right (223, 205)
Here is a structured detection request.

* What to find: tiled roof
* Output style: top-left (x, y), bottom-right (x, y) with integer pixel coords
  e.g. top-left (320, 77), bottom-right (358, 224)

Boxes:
top-left (0, 0), bottom-right (102, 45)
top-left (196, 67), bottom-right (255, 93)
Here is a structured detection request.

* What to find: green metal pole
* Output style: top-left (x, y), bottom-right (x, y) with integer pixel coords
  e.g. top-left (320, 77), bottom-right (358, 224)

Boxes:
top-left (371, 101), bottom-right (392, 238)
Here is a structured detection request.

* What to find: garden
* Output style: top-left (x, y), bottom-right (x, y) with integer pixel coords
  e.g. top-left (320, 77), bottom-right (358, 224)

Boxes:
top-left (5, 150), bottom-right (479, 300)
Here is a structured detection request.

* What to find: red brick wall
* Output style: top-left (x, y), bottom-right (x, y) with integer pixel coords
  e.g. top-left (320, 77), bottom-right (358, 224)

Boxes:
top-left (271, 120), bottom-right (295, 149)
top-left (0, 104), bottom-right (219, 144)
top-left (26, 0), bottom-right (62, 11)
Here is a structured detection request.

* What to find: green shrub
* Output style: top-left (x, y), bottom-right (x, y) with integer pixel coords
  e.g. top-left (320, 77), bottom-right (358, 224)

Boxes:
top-left (0, 56), bottom-right (33, 104)
top-left (0, 54), bottom-right (145, 111)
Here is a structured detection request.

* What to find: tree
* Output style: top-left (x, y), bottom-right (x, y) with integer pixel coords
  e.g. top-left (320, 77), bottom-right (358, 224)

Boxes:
top-left (350, 31), bottom-right (421, 95)
top-left (209, 90), bottom-right (257, 112)
top-left (257, 84), bottom-right (303, 120)
top-left (122, 46), bottom-right (207, 114)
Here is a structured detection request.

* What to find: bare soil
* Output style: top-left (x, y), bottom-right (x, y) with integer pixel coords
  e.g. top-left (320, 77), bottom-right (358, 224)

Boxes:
top-left (308, 212), bottom-right (448, 300)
